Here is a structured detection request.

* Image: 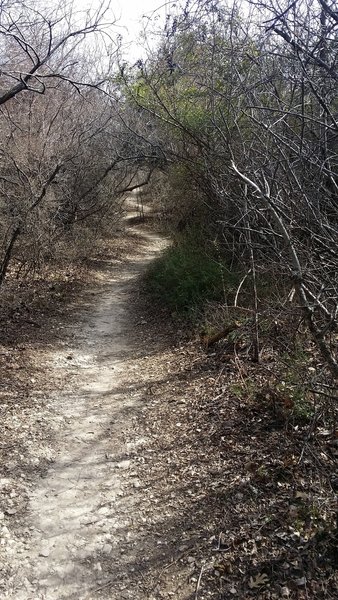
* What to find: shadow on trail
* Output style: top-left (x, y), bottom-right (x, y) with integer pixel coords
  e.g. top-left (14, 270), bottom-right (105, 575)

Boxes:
top-left (5, 212), bottom-right (234, 600)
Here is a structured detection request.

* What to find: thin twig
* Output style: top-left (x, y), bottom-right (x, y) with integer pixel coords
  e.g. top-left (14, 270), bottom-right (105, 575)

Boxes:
top-left (308, 389), bottom-right (338, 400)
top-left (88, 580), bottom-right (113, 596)
top-left (234, 269), bottom-right (251, 307)
top-left (195, 565), bottom-right (205, 600)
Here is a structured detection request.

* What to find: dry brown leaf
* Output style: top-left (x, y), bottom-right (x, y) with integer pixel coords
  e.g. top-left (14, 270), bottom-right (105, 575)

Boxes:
top-left (248, 573), bottom-right (269, 589)
top-left (295, 491), bottom-right (308, 500)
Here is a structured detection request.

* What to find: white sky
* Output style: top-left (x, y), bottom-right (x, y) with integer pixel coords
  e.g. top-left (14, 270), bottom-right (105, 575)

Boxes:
top-left (76, 0), bottom-right (178, 61)
top-left (114, 0), bottom-right (172, 59)
top-left (98, 0), bottom-right (172, 60)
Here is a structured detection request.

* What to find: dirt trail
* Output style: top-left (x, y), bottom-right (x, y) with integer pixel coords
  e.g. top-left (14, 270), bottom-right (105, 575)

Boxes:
top-left (8, 218), bottom-right (167, 599)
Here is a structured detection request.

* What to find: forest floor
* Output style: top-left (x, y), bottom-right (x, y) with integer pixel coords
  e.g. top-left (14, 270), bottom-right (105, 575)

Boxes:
top-left (0, 206), bottom-right (337, 599)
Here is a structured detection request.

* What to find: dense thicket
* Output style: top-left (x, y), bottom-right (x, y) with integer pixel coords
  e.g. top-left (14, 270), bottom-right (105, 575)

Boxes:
top-left (0, 0), bottom-right (337, 379)
top-left (0, 0), bottom-right (159, 285)
top-left (124, 0), bottom-right (338, 378)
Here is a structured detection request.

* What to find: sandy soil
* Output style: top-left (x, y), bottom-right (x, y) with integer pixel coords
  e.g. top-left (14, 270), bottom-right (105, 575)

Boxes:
top-left (3, 218), bottom-right (172, 599)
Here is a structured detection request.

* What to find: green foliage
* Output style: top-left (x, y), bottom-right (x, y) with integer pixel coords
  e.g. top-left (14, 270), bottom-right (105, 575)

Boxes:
top-left (278, 351), bottom-right (315, 424)
top-left (251, 350), bottom-right (315, 426)
top-left (145, 237), bottom-right (227, 314)
top-left (229, 379), bottom-right (258, 402)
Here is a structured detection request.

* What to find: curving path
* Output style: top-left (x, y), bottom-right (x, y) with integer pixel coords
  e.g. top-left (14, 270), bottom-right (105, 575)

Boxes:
top-left (9, 214), bottom-right (166, 599)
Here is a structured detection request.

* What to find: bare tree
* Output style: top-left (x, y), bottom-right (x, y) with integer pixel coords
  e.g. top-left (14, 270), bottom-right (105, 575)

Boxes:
top-left (0, 1), bottom-right (162, 285)
top-left (124, 0), bottom-right (338, 376)
top-left (0, 0), bottom-right (116, 103)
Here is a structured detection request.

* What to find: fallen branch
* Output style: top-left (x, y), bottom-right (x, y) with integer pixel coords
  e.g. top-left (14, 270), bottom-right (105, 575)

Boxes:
top-left (201, 322), bottom-right (240, 348)
top-left (195, 564), bottom-right (205, 600)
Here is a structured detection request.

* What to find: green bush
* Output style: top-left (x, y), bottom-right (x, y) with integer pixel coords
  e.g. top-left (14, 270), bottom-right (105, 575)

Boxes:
top-left (145, 239), bottom-right (227, 313)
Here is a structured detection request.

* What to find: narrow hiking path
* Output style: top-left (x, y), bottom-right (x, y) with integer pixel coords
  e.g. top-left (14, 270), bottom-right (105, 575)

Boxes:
top-left (4, 219), bottom-right (172, 599)
top-left (3, 212), bottom-right (337, 600)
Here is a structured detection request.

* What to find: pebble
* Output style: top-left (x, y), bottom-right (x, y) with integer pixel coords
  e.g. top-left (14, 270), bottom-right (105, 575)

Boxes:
top-left (1, 526), bottom-right (10, 537)
top-left (5, 508), bottom-right (17, 515)
top-left (97, 506), bottom-right (110, 516)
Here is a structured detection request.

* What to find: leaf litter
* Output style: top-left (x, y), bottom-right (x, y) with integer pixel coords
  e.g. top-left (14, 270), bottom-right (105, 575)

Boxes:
top-left (0, 225), bottom-right (337, 599)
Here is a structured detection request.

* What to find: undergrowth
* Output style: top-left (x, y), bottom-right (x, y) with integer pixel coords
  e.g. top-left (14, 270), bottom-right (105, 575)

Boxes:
top-left (144, 236), bottom-right (239, 314)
